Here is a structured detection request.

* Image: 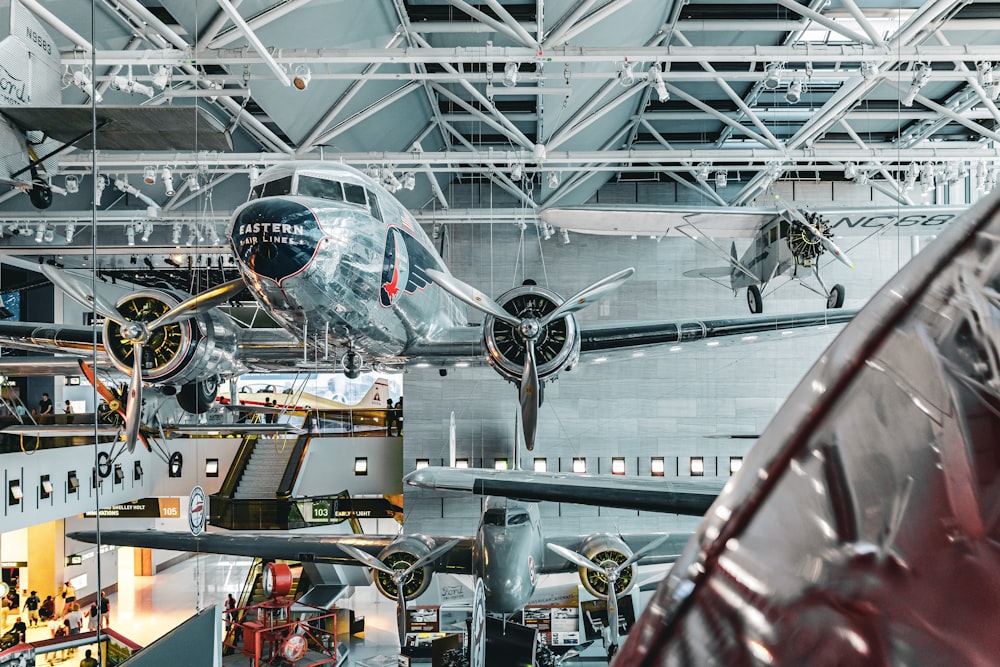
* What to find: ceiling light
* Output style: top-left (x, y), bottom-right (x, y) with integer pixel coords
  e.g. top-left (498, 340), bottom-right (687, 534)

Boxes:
top-left (541, 224), bottom-right (553, 241)
top-left (503, 61), bottom-right (519, 88)
top-left (293, 65), bottom-right (311, 91)
top-left (402, 172), bottom-right (416, 191)
top-left (695, 162), bottom-right (711, 181)
top-left (572, 457), bottom-right (587, 474)
top-left (904, 162), bottom-right (919, 190)
top-left (112, 75), bottom-right (154, 99)
top-left (648, 63), bottom-right (668, 102)
top-left (64, 222), bottom-right (75, 243)
top-left (763, 62), bottom-right (783, 90)
top-left (843, 161), bottom-right (857, 179)
top-left (187, 173), bottom-right (201, 192)
top-left (860, 61), bottom-right (879, 80)
top-left (126, 223), bottom-right (135, 247)
top-left (43, 228), bottom-right (53, 243)
top-left (141, 221), bottom-right (152, 243)
top-left (63, 174), bottom-right (79, 194)
top-left (161, 166), bottom-right (175, 196)
top-left (785, 79), bottom-right (803, 104)
top-left (95, 174), bottom-right (106, 200)
top-left (715, 170), bottom-right (728, 189)
top-left (618, 61), bottom-right (636, 87)
top-left (547, 171), bottom-right (559, 189)
top-left (432, 222), bottom-right (441, 239)
top-left (143, 166), bottom-right (156, 185)
top-left (151, 65), bottom-right (171, 90)
top-left (560, 228), bottom-right (570, 245)
top-left (171, 223), bottom-right (181, 245)
top-left (34, 223), bottom-right (45, 243)
top-left (977, 61), bottom-right (994, 87)
top-left (902, 63), bottom-right (931, 107)
top-left (511, 162), bottom-right (523, 180)
top-left (71, 68), bottom-right (102, 102)
top-left (249, 165), bottom-right (261, 182)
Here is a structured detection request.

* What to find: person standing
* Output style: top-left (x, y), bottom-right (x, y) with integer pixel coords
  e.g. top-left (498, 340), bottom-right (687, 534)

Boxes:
top-left (86, 601), bottom-right (98, 632)
top-left (99, 591), bottom-right (110, 628)
top-left (395, 396), bottom-right (403, 436)
top-left (386, 398), bottom-right (395, 435)
top-left (64, 400), bottom-right (73, 424)
top-left (22, 591), bottom-right (39, 627)
top-left (65, 602), bottom-right (83, 635)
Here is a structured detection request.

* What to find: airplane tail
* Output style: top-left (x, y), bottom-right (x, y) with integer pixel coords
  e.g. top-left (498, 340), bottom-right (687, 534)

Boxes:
top-left (355, 378), bottom-right (391, 408)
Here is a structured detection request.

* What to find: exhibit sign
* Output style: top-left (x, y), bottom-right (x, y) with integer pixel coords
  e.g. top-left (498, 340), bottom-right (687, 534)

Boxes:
top-left (188, 486), bottom-right (207, 536)
top-left (83, 497), bottom-right (181, 519)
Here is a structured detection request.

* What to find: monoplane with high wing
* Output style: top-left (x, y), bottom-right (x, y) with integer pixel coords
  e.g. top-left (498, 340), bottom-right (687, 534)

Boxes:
top-left (0, 162), bottom-right (856, 457)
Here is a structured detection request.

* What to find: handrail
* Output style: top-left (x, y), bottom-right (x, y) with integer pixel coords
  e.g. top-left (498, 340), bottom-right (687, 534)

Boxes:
top-left (216, 433), bottom-right (258, 499)
top-left (275, 431), bottom-right (311, 500)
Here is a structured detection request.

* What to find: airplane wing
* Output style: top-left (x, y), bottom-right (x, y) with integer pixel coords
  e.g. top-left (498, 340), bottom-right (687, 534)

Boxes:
top-left (2, 424), bottom-right (121, 438)
top-left (405, 468), bottom-right (723, 516)
top-left (0, 106), bottom-right (232, 152)
top-left (0, 355), bottom-right (106, 375)
top-left (542, 533), bottom-right (692, 573)
top-left (67, 530), bottom-right (476, 574)
top-left (542, 204), bottom-right (967, 237)
top-left (160, 423), bottom-right (304, 437)
top-left (615, 193), bottom-right (1000, 663)
top-left (0, 321), bottom-right (106, 356)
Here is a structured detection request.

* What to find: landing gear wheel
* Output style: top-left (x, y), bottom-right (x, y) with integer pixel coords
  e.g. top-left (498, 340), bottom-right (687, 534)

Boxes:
top-left (96, 451), bottom-right (112, 478)
top-left (177, 378), bottom-right (219, 413)
top-left (28, 183), bottom-right (52, 209)
top-left (747, 284), bottom-right (763, 314)
top-left (827, 283), bottom-right (845, 309)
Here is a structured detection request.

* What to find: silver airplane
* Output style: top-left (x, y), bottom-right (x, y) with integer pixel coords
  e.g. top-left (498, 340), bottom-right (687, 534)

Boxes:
top-left (0, 161), bottom-right (857, 454)
top-left (69, 495), bottom-right (692, 648)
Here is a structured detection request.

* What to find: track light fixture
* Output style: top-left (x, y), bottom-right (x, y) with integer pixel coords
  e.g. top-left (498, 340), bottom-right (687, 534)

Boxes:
top-left (95, 174), bottom-right (106, 200)
top-left (695, 162), bottom-right (711, 181)
top-left (902, 63), bottom-right (931, 107)
top-left (34, 223), bottom-right (45, 244)
top-left (511, 161), bottom-right (523, 180)
top-left (249, 165), bottom-right (261, 182)
top-left (71, 68), bottom-right (102, 102)
top-left (763, 62), bottom-right (783, 90)
top-left (143, 166), bottom-right (156, 185)
top-left (64, 175), bottom-right (79, 194)
top-left (843, 162), bottom-right (857, 179)
top-left (977, 61), bottom-right (994, 87)
top-left (785, 79), bottom-right (803, 104)
top-left (547, 171), bottom-right (559, 189)
top-left (920, 162), bottom-right (935, 193)
top-left (293, 65), bottom-right (311, 91)
top-left (151, 65), bottom-right (171, 90)
top-left (860, 62), bottom-right (879, 80)
top-left (140, 221), bottom-right (152, 243)
top-left (648, 63), bottom-right (668, 102)
top-left (162, 166), bottom-right (175, 196)
top-left (112, 74), bottom-right (154, 99)
top-left (126, 223), bottom-right (135, 247)
top-left (618, 61), bottom-right (636, 87)
top-left (187, 173), bottom-right (201, 193)
top-left (503, 61), bottom-right (519, 88)
top-left (432, 222), bottom-right (441, 240)
top-left (65, 222), bottom-right (76, 243)
top-left (171, 223), bottom-right (181, 245)
top-left (715, 170), bottom-right (728, 189)
top-left (402, 172), bottom-right (416, 191)
top-left (904, 162), bottom-right (919, 190)
top-left (560, 228), bottom-right (570, 245)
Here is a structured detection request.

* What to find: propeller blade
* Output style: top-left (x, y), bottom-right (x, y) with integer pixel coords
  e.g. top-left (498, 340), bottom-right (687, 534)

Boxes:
top-left (396, 580), bottom-right (407, 646)
top-left (123, 342), bottom-right (143, 454)
top-left (546, 542), bottom-right (601, 573)
top-left (539, 268), bottom-right (635, 326)
top-left (403, 538), bottom-right (461, 577)
top-left (40, 264), bottom-right (126, 325)
top-left (520, 341), bottom-right (539, 451)
top-left (796, 218), bottom-right (855, 270)
top-left (146, 279), bottom-right (246, 331)
top-left (426, 269), bottom-right (520, 326)
top-left (606, 571), bottom-right (620, 650)
top-left (618, 534), bottom-right (673, 571)
top-left (337, 543), bottom-right (395, 576)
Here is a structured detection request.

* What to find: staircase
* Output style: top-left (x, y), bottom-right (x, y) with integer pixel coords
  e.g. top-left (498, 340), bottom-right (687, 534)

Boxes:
top-left (234, 438), bottom-right (296, 499)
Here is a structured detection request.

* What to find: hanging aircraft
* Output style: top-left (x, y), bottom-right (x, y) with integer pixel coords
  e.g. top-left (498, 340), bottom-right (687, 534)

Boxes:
top-left (541, 201), bottom-right (967, 314)
top-left (0, 161), bottom-right (857, 456)
top-left (69, 495), bottom-right (694, 649)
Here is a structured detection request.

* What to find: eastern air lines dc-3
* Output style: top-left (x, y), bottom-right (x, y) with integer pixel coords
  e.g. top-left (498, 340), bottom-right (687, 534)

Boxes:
top-left (0, 161), bottom-right (854, 454)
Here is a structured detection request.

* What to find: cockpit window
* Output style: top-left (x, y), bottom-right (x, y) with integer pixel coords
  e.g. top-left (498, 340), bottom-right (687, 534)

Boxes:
top-left (368, 190), bottom-right (383, 221)
top-left (250, 176), bottom-right (293, 200)
top-left (298, 176), bottom-right (345, 202)
top-left (507, 511), bottom-right (529, 526)
top-left (344, 183), bottom-right (367, 206)
top-left (483, 509), bottom-right (505, 526)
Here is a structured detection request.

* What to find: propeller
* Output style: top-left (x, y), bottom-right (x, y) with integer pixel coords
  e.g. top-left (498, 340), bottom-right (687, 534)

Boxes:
top-left (47, 267), bottom-right (245, 453)
top-left (338, 538), bottom-right (460, 645)
top-left (784, 209), bottom-right (855, 270)
top-left (427, 268), bottom-right (634, 451)
top-left (547, 534), bottom-right (671, 657)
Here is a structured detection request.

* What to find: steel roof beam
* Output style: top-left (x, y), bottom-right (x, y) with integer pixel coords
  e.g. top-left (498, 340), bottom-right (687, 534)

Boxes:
top-left (444, 0), bottom-right (536, 48)
top-left (773, 0), bottom-right (875, 45)
top-left (197, 0), bottom-right (242, 51)
top-left (212, 0), bottom-right (291, 87)
top-left (542, 0), bottom-right (637, 50)
top-left (431, 84), bottom-right (536, 151)
top-left (20, 0), bottom-right (94, 52)
top-left (208, 0), bottom-right (315, 50)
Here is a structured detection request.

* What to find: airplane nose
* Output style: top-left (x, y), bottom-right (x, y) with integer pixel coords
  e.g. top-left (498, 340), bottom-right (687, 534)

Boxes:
top-left (231, 198), bottom-right (324, 283)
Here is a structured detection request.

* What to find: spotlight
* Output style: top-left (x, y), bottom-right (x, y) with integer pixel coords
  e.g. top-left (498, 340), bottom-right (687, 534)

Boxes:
top-left (402, 172), bottom-right (416, 191)
top-left (143, 256), bottom-right (154, 269)
top-left (902, 63), bottom-right (931, 107)
top-left (34, 223), bottom-right (45, 243)
top-left (249, 165), bottom-right (261, 182)
top-left (43, 228), bottom-right (53, 243)
top-left (187, 173), bottom-right (201, 192)
top-left (785, 79), bottom-right (803, 104)
top-left (511, 162), bottom-right (523, 180)
top-left (293, 65), bottom-right (311, 91)
top-left (95, 174), bottom-right (106, 200)
top-left (126, 223), bottom-right (135, 247)
top-left (977, 61), bottom-right (994, 87)
top-left (547, 171), bottom-right (559, 189)
top-left (140, 221), bottom-right (152, 243)
top-left (695, 162), bottom-right (711, 181)
top-left (71, 69), bottom-right (102, 102)
top-left (133, 460), bottom-right (143, 481)
top-left (844, 161), bottom-right (857, 179)
top-left (171, 223), bottom-right (181, 245)
top-left (618, 61), bottom-right (636, 87)
top-left (920, 162), bottom-right (935, 193)
top-left (532, 143), bottom-right (547, 161)
top-left (143, 166), bottom-right (156, 185)
top-left (64, 175), bottom-right (79, 194)
top-left (432, 222), bottom-right (441, 240)
top-left (503, 61), bottom-right (519, 88)
top-left (763, 62), bottom-right (783, 90)
top-left (715, 170), bottom-right (728, 189)
top-left (112, 75), bottom-right (154, 98)
top-left (64, 222), bottom-right (75, 243)
top-left (860, 61), bottom-right (879, 80)
top-left (162, 166), bottom-right (175, 196)
top-left (560, 228), bottom-right (570, 245)
top-left (904, 162), bottom-right (919, 190)
top-left (541, 224), bottom-right (553, 241)
top-left (648, 63), bottom-right (668, 102)
top-left (151, 65), bottom-right (171, 90)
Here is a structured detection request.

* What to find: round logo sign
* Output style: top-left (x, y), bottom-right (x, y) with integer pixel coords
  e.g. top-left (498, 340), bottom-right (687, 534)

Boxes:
top-left (188, 485), bottom-right (207, 536)
top-left (470, 577), bottom-right (486, 667)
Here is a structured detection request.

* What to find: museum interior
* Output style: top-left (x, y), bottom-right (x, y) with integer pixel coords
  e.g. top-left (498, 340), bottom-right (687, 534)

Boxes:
top-left (0, 0), bottom-right (999, 665)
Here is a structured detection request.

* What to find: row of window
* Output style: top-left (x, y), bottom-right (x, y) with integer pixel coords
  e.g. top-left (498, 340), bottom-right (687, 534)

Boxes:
top-left (250, 174), bottom-right (384, 221)
top-left (399, 456), bottom-right (745, 477)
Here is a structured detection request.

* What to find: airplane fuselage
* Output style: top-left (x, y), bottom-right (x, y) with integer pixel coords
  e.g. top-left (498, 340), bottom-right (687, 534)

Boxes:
top-left (474, 497), bottom-right (545, 614)
top-left (230, 163), bottom-right (466, 363)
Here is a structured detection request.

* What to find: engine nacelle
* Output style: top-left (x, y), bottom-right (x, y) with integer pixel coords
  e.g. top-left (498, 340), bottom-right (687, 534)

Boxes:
top-left (576, 534), bottom-right (637, 599)
top-left (482, 284), bottom-right (581, 385)
top-left (102, 289), bottom-right (240, 412)
top-left (372, 535), bottom-right (437, 602)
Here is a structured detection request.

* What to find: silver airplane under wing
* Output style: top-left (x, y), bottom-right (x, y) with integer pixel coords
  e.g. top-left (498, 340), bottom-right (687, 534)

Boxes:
top-left (609, 191), bottom-right (1000, 665)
